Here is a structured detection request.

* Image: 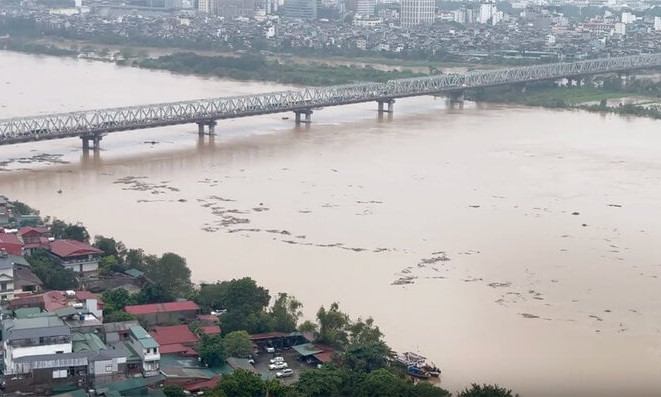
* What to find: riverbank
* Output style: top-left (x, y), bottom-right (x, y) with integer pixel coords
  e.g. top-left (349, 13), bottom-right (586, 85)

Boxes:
top-left (467, 80), bottom-right (661, 119)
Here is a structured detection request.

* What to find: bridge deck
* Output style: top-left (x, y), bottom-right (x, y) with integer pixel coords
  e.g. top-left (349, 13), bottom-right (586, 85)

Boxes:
top-left (1, 53), bottom-right (660, 145)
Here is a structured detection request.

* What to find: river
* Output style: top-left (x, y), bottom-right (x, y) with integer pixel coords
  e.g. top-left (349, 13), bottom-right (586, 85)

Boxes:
top-left (1, 51), bottom-right (661, 396)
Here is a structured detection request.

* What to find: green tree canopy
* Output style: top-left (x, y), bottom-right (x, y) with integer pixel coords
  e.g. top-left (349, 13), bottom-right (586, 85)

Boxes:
top-left (103, 310), bottom-right (135, 323)
top-left (343, 340), bottom-right (393, 373)
top-left (162, 384), bottom-right (186, 397)
top-left (223, 330), bottom-right (253, 358)
top-left (316, 302), bottom-right (350, 349)
top-left (137, 282), bottom-right (175, 304)
top-left (143, 252), bottom-right (191, 298)
top-left (50, 219), bottom-right (89, 242)
top-left (356, 368), bottom-right (406, 397)
top-left (27, 250), bottom-right (77, 290)
top-left (458, 384), bottom-right (518, 397)
top-left (198, 335), bottom-right (227, 367)
top-left (102, 288), bottom-right (137, 313)
top-left (295, 364), bottom-right (345, 397)
top-left (94, 235), bottom-right (126, 259)
top-left (215, 368), bottom-right (265, 397)
top-left (269, 292), bottom-right (303, 332)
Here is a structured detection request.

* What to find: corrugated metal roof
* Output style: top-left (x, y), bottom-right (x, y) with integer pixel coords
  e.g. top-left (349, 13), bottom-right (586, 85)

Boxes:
top-left (49, 239), bottom-right (103, 258)
top-left (125, 300), bottom-right (199, 315)
top-left (130, 326), bottom-right (159, 349)
top-left (151, 325), bottom-right (198, 346)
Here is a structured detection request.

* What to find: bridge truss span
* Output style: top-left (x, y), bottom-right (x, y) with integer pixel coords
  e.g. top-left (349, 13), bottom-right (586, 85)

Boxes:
top-left (2, 53), bottom-right (661, 145)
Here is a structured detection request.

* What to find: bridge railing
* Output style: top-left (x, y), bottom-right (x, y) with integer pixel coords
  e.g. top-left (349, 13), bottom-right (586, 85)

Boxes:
top-left (2, 53), bottom-right (661, 142)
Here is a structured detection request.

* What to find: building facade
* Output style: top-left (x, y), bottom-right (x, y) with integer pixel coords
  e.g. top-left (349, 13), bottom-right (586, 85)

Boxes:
top-left (400, 0), bottom-right (434, 28)
top-left (48, 239), bottom-right (102, 275)
top-left (128, 326), bottom-right (160, 377)
top-left (284, 0), bottom-right (317, 20)
top-left (356, 0), bottom-right (375, 17)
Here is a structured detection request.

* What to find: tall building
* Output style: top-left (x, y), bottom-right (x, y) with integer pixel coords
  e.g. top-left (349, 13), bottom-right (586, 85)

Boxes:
top-left (198, 0), bottom-right (213, 13)
top-left (284, 0), bottom-right (317, 19)
top-left (478, 2), bottom-right (495, 24)
top-left (400, 0), bottom-right (434, 28)
top-left (356, 0), bottom-right (375, 16)
top-left (213, 0), bottom-right (254, 17)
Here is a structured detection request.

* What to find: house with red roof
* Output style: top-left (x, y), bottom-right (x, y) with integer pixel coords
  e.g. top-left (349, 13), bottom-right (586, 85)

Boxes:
top-left (124, 301), bottom-right (200, 327)
top-left (199, 325), bottom-right (221, 336)
top-left (18, 227), bottom-right (50, 254)
top-left (48, 239), bottom-right (103, 275)
top-left (151, 325), bottom-right (199, 347)
top-left (0, 233), bottom-right (23, 256)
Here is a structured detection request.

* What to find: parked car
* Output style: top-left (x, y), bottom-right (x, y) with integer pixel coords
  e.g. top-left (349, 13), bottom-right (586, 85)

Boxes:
top-left (269, 357), bottom-right (284, 364)
top-left (276, 368), bottom-right (294, 378)
top-left (265, 346), bottom-right (276, 353)
top-left (269, 362), bottom-right (288, 370)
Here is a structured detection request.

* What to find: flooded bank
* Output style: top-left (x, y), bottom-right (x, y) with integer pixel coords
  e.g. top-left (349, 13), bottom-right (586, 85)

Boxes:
top-left (1, 51), bottom-right (661, 396)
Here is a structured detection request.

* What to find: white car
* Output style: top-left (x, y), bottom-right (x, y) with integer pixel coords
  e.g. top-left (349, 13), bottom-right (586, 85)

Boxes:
top-left (269, 362), bottom-right (288, 370)
top-left (265, 347), bottom-right (275, 353)
top-left (269, 357), bottom-right (284, 364)
top-left (276, 368), bottom-right (294, 378)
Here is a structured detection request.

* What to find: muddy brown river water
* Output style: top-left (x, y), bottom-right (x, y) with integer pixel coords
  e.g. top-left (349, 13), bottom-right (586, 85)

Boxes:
top-left (1, 51), bottom-right (661, 396)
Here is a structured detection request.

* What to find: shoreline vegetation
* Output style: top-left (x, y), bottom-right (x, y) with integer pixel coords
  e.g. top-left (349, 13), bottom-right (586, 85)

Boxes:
top-left (9, 199), bottom-right (520, 397)
top-left (3, 38), bottom-right (661, 120)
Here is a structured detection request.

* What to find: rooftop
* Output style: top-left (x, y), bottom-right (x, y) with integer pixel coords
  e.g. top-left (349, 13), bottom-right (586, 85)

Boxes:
top-left (0, 233), bottom-right (22, 246)
top-left (200, 325), bottom-right (221, 336)
top-left (125, 300), bottom-right (199, 315)
top-left (72, 332), bottom-right (107, 352)
top-left (0, 253), bottom-right (29, 270)
top-left (130, 325), bottom-right (159, 349)
top-left (151, 324), bottom-right (199, 346)
top-left (49, 239), bottom-right (103, 258)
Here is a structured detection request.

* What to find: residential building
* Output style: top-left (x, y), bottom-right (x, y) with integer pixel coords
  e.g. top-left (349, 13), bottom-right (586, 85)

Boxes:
top-left (621, 11), bottom-right (635, 24)
top-left (0, 233), bottom-right (23, 256)
top-left (0, 197), bottom-right (11, 226)
top-left (213, 0), bottom-right (254, 18)
top-left (284, 0), bottom-right (317, 20)
top-left (479, 2), bottom-right (495, 24)
top-left (356, 0), bottom-right (375, 17)
top-left (102, 320), bottom-right (140, 344)
top-left (151, 324), bottom-right (199, 347)
top-left (655, 16), bottom-right (661, 31)
top-left (400, 0), bottom-right (435, 28)
top-left (18, 226), bottom-right (51, 254)
top-left (614, 22), bottom-right (626, 35)
top-left (0, 252), bottom-right (30, 301)
top-left (128, 326), bottom-right (161, 377)
top-left (48, 239), bottom-right (103, 275)
top-left (198, 0), bottom-right (213, 13)
top-left (124, 300), bottom-right (200, 326)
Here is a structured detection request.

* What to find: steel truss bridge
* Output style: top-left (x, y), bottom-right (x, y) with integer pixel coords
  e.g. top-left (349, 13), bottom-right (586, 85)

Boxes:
top-left (1, 53), bottom-right (661, 148)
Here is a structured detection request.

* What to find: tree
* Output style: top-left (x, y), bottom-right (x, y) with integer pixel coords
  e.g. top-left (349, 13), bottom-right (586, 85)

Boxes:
top-left (343, 340), bottom-right (393, 373)
top-left (125, 248), bottom-right (146, 270)
top-left (137, 282), bottom-right (175, 304)
top-left (94, 235), bottom-right (126, 259)
top-left (413, 382), bottom-right (452, 397)
top-left (220, 309), bottom-right (271, 335)
top-left (458, 384), bottom-right (518, 397)
top-left (355, 368), bottom-right (406, 397)
top-left (223, 330), bottom-right (253, 358)
top-left (10, 200), bottom-right (37, 215)
top-left (316, 302), bottom-right (350, 349)
top-left (198, 335), bottom-right (227, 367)
top-left (102, 288), bottom-right (137, 313)
top-left (218, 277), bottom-right (270, 313)
top-left (269, 293), bottom-right (303, 332)
top-left (215, 369), bottom-right (265, 397)
top-left (50, 219), bottom-right (90, 242)
top-left (143, 253), bottom-right (191, 298)
top-left (162, 385), bottom-right (186, 397)
top-left (299, 320), bottom-right (318, 334)
top-left (103, 310), bottom-right (135, 323)
top-left (27, 250), bottom-right (77, 290)
top-left (295, 365), bottom-right (345, 397)
top-left (348, 317), bottom-right (383, 345)
top-left (98, 255), bottom-right (123, 276)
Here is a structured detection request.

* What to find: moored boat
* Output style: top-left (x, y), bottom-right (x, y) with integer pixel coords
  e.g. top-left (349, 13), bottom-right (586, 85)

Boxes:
top-left (422, 363), bottom-right (441, 377)
top-left (407, 364), bottom-right (431, 379)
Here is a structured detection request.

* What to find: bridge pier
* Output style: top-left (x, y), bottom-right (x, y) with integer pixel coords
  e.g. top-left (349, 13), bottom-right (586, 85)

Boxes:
top-left (80, 133), bottom-right (103, 152)
top-left (197, 121), bottom-right (217, 136)
top-left (377, 99), bottom-right (395, 114)
top-left (449, 90), bottom-right (465, 105)
top-left (294, 109), bottom-right (313, 125)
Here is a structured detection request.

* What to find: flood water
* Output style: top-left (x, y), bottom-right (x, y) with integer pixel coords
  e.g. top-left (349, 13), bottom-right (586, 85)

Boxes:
top-left (1, 51), bottom-right (661, 396)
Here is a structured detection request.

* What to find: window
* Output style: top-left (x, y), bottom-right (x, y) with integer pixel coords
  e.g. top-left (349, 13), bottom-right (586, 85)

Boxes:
top-left (0, 283), bottom-right (6, 291)
top-left (105, 364), bottom-right (113, 372)
top-left (52, 370), bottom-right (67, 379)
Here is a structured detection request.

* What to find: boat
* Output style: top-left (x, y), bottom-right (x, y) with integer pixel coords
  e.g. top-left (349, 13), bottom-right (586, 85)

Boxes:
top-left (395, 351), bottom-right (427, 366)
top-left (422, 363), bottom-right (441, 377)
top-left (407, 364), bottom-right (431, 379)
